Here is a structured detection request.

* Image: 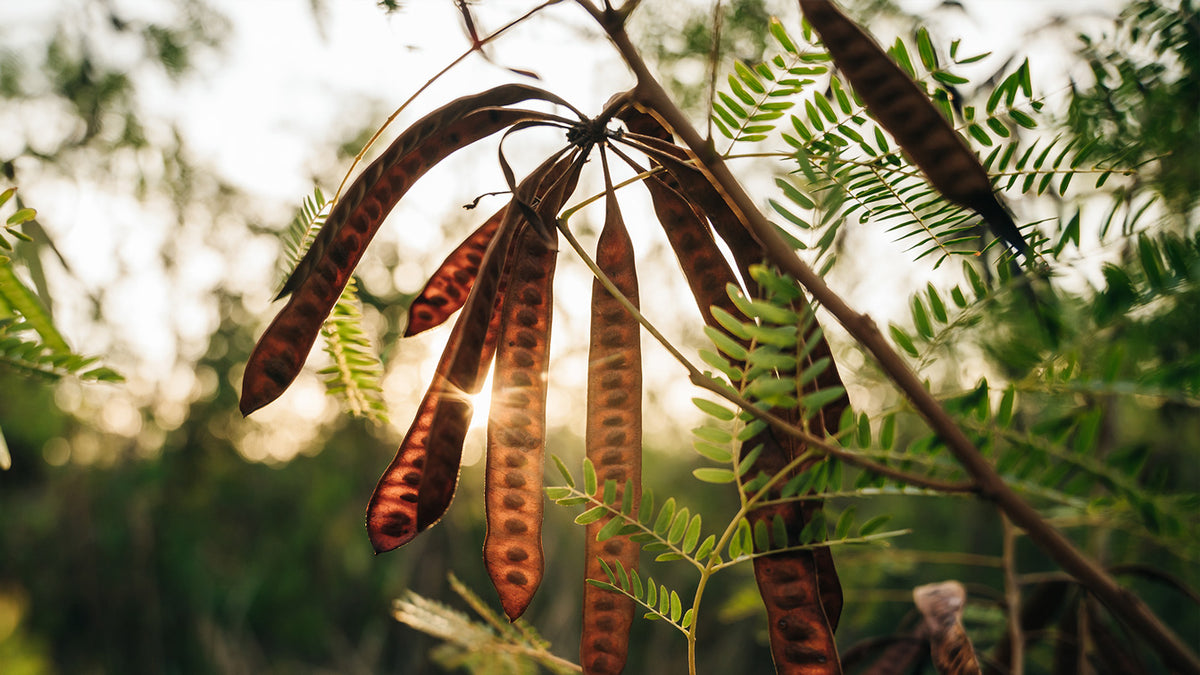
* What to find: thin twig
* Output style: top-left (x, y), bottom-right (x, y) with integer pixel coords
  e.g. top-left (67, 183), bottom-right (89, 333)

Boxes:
top-left (705, 0), bottom-right (724, 143)
top-left (1003, 516), bottom-right (1025, 675)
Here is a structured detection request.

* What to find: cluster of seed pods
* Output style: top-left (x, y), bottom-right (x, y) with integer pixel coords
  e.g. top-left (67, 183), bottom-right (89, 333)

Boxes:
top-left (239, 2), bottom-right (1023, 670)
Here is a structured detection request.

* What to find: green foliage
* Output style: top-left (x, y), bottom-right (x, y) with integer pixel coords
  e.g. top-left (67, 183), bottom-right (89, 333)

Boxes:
top-left (1068, 0), bottom-right (1200, 216)
top-left (0, 187), bottom-right (122, 470)
top-left (721, 22), bottom-right (1135, 269)
top-left (636, 0), bottom-right (778, 110)
top-left (279, 188), bottom-right (388, 423)
top-left (393, 574), bottom-right (575, 675)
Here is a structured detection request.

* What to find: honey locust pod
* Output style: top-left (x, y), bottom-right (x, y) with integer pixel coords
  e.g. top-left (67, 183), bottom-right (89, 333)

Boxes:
top-left (580, 151), bottom-right (643, 675)
top-left (798, 0), bottom-right (1032, 259)
top-left (615, 105), bottom-right (847, 672)
top-left (367, 151), bottom-right (581, 554)
top-left (240, 83), bottom-right (579, 417)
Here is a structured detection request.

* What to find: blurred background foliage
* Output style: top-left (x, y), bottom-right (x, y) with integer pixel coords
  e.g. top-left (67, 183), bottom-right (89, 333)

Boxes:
top-left (1, 0), bottom-right (1197, 673)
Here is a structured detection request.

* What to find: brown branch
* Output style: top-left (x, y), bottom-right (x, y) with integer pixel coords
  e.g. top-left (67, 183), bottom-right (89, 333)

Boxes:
top-left (578, 4), bottom-right (1200, 673)
top-left (1002, 517), bottom-right (1024, 675)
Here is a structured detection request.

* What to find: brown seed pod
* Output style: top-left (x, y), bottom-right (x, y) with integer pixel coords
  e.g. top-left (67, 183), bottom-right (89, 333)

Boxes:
top-left (367, 153), bottom-right (577, 554)
top-left (483, 220), bottom-right (558, 621)
top-left (405, 206), bottom-right (508, 337)
top-left (365, 220), bottom-right (514, 553)
top-left (752, 531), bottom-right (843, 675)
top-left (477, 149), bottom-right (589, 617)
top-left (241, 84), bottom-right (574, 417)
top-left (913, 581), bottom-right (982, 675)
top-left (623, 111), bottom-right (846, 670)
top-left (580, 171), bottom-right (642, 675)
top-left (797, 0), bottom-right (1029, 256)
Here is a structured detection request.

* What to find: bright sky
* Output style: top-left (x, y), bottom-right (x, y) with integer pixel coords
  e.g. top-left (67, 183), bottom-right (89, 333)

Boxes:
top-left (3, 0), bottom-right (1126, 464)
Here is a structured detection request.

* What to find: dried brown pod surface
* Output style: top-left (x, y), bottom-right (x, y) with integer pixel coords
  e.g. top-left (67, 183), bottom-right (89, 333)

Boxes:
top-left (753, 544), bottom-right (843, 674)
top-left (743, 402), bottom-right (843, 674)
top-left (913, 581), bottom-right (982, 675)
top-left (581, 182), bottom-right (642, 675)
top-left (406, 154), bottom-right (579, 338)
top-left (630, 114), bottom-right (846, 667)
top-left (405, 206), bottom-right (507, 337)
top-left (364, 246), bottom-right (511, 553)
top-left (483, 220), bottom-right (558, 621)
top-left (365, 376), bottom-right (475, 553)
top-left (644, 174), bottom-right (738, 320)
top-left (241, 95), bottom-right (561, 416)
top-left (797, 0), bottom-right (1029, 256)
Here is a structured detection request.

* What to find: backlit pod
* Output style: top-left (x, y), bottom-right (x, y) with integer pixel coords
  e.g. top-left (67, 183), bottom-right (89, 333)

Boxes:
top-left (405, 206), bottom-right (508, 337)
top-left (580, 179), bottom-right (642, 675)
top-left (483, 220), bottom-right (558, 621)
top-left (367, 155), bottom-right (572, 553)
top-left (241, 84), bottom-right (573, 416)
top-left (622, 109), bottom-right (845, 672)
top-left (798, 0), bottom-right (1030, 256)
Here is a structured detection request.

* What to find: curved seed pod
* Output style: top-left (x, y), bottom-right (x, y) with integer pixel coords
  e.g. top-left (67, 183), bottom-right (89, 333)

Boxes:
top-left (241, 88), bottom-right (571, 418)
top-left (283, 83), bottom-right (576, 301)
top-left (617, 128), bottom-right (766, 278)
top-left (483, 219), bottom-right (557, 621)
top-left (479, 150), bottom-right (589, 619)
top-left (365, 221), bottom-right (514, 553)
top-left (367, 153), bottom-right (576, 553)
top-left (581, 178), bottom-right (642, 675)
top-left (365, 374), bottom-right (474, 553)
top-left (628, 122), bottom-right (846, 667)
top-left (798, 0), bottom-right (1029, 256)
top-left (405, 206), bottom-right (507, 337)
top-left (913, 581), bottom-right (982, 675)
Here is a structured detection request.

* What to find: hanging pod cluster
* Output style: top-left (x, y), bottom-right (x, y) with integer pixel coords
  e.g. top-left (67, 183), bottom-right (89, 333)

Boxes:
top-left (240, 82), bottom-right (850, 672)
top-left (240, 1), bottom-right (1030, 671)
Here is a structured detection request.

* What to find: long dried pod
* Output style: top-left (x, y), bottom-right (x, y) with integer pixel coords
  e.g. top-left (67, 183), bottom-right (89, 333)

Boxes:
top-left (241, 84), bottom-right (573, 416)
top-left (366, 153), bottom-right (574, 553)
top-left (405, 206), bottom-right (507, 337)
top-left (641, 157), bottom-right (844, 673)
top-left (476, 149), bottom-right (589, 617)
top-left (580, 165), bottom-right (642, 675)
top-left (483, 219), bottom-right (558, 621)
top-left (622, 108), bottom-right (848, 629)
top-left (913, 581), bottom-right (983, 675)
top-left (798, 0), bottom-right (1030, 256)
top-left (365, 216), bottom-right (515, 553)
top-left (406, 152), bottom-right (581, 338)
